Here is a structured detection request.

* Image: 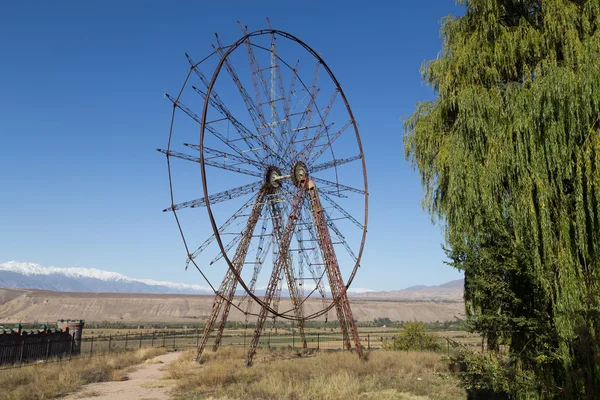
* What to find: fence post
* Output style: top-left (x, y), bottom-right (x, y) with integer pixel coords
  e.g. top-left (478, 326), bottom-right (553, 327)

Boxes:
top-left (268, 331), bottom-right (271, 349)
top-left (45, 338), bottom-right (51, 362)
top-left (162, 332), bottom-right (166, 348)
top-left (292, 330), bottom-right (295, 349)
top-left (125, 333), bottom-right (128, 351)
top-left (317, 333), bottom-right (320, 351)
top-left (90, 336), bottom-right (94, 358)
top-left (69, 336), bottom-right (74, 361)
top-left (109, 335), bottom-right (112, 354)
top-left (151, 331), bottom-right (155, 348)
top-left (243, 328), bottom-right (247, 351)
top-left (368, 334), bottom-right (370, 350)
top-left (172, 332), bottom-right (176, 349)
top-left (19, 341), bottom-right (25, 366)
top-left (139, 333), bottom-right (142, 349)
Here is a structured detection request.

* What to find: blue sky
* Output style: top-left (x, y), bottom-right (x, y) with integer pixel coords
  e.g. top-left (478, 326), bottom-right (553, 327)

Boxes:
top-left (0, 0), bottom-right (464, 291)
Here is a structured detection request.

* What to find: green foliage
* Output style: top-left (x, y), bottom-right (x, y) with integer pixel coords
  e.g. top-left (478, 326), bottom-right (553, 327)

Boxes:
top-left (452, 348), bottom-right (539, 399)
top-left (405, 0), bottom-right (600, 398)
top-left (373, 317), bottom-right (393, 327)
top-left (383, 321), bottom-right (441, 352)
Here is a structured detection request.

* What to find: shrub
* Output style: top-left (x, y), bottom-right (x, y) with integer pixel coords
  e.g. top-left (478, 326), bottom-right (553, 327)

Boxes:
top-left (450, 348), bottom-right (541, 399)
top-left (383, 321), bottom-right (441, 352)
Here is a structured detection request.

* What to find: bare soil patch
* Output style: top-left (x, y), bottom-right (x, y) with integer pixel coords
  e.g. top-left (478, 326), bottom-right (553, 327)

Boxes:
top-left (64, 351), bottom-right (182, 400)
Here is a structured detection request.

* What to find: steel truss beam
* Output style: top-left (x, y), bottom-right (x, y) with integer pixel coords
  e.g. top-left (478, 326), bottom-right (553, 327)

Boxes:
top-left (306, 179), bottom-right (364, 359)
top-left (245, 184), bottom-right (306, 366)
top-left (271, 198), bottom-right (307, 348)
top-left (164, 181), bottom-right (262, 212)
top-left (196, 186), bottom-right (270, 360)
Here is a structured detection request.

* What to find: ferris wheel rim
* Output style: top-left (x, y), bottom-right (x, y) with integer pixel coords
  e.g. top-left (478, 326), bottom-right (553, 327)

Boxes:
top-left (169, 28), bottom-right (368, 321)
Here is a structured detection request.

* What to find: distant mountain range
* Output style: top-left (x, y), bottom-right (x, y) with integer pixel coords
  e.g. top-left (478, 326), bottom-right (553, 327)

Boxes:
top-left (0, 261), bottom-right (213, 295)
top-left (0, 261), bottom-right (463, 301)
top-left (353, 279), bottom-right (464, 302)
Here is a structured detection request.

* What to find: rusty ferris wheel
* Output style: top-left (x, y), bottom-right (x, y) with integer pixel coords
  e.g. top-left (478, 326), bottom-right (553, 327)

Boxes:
top-left (160, 20), bottom-right (368, 366)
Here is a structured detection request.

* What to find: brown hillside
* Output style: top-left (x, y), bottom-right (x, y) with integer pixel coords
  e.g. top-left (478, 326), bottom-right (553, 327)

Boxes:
top-left (0, 288), bottom-right (465, 324)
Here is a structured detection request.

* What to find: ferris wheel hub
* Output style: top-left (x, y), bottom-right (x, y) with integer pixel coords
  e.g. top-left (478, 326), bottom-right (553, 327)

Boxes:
top-left (265, 166), bottom-right (284, 188)
top-left (291, 161), bottom-right (309, 187)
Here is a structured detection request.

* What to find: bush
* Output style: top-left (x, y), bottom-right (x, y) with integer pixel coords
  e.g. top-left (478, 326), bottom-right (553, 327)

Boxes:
top-left (450, 348), bottom-right (544, 399)
top-left (383, 321), bottom-right (441, 352)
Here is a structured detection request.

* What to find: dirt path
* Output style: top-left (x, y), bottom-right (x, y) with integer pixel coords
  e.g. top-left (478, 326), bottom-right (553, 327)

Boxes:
top-left (65, 351), bottom-right (182, 400)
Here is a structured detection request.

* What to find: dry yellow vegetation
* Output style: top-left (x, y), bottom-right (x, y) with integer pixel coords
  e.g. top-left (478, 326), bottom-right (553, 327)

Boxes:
top-left (0, 347), bottom-right (167, 400)
top-left (166, 348), bottom-right (465, 400)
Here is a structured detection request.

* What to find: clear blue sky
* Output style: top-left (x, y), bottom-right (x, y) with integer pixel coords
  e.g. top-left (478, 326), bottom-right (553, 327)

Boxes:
top-left (0, 0), bottom-right (464, 291)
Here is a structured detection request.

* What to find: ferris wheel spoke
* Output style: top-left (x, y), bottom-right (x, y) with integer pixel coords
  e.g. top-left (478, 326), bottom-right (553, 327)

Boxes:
top-left (295, 87), bottom-right (339, 161)
top-left (311, 154), bottom-right (362, 174)
top-left (267, 19), bottom-right (291, 150)
top-left (237, 211), bottom-right (273, 307)
top-left (157, 148), bottom-right (262, 178)
top-left (165, 93), bottom-right (255, 160)
top-left (239, 23), bottom-right (287, 158)
top-left (296, 219), bottom-right (330, 322)
top-left (163, 180), bottom-right (262, 212)
top-left (300, 207), bottom-right (329, 293)
top-left (323, 211), bottom-right (359, 263)
top-left (184, 144), bottom-right (264, 170)
top-left (213, 38), bottom-right (289, 168)
top-left (282, 59), bottom-right (299, 143)
top-left (213, 37), bottom-right (262, 129)
top-left (270, 31), bottom-right (291, 154)
top-left (284, 62), bottom-right (321, 160)
top-left (295, 226), bottom-right (327, 300)
top-left (320, 192), bottom-right (364, 230)
top-left (319, 191), bottom-right (348, 199)
top-left (309, 191), bottom-right (359, 263)
top-left (189, 85), bottom-right (268, 159)
top-left (186, 53), bottom-right (211, 86)
top-left (209, 232), bottom-right (241, 265)
top-left (186, 52), bottom-right (269, 162)
top-left (239, 23), bottom-right (271, 113)
top-left (185, 194), bottom-right (258, 270)
top-left (312, 176), bottom-right (365, 195)
top-left (211, 213), bottom-right (273, 266)
top-left (319, 88), bottom-right (339, 122)
top-left (304, 119), bottom-right (353, 164)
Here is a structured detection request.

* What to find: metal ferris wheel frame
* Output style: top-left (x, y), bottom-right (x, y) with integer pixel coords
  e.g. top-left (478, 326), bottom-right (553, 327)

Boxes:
top-left (163, 24), bottom-right (368, 365)
top-left (200, 29), bottom-right (368, 321)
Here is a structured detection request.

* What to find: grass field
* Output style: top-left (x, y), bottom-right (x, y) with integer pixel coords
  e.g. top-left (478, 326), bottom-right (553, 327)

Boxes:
top-left (0, 347), bottom-right (167, 400)
top-left (166, 347), bottom-right (466, 399)
top-left (82, 327), bottom-right (483, 352)
top-left (0, 326), bottom-right (474, 399)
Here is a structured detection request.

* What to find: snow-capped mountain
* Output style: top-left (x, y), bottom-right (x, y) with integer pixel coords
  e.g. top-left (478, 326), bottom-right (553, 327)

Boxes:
top-left (0, 261), bottom-right (212, 295)
top-left (0, 261), bottom-right (374, 296)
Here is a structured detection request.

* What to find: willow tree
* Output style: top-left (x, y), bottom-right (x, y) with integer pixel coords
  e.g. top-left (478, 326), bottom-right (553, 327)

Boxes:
top-left (404, 1), bottom-right (600, 398)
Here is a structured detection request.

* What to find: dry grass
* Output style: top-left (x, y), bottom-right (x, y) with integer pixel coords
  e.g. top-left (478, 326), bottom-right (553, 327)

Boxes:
top-left (166, 348), bottom-right (465, 400)
top-left (0, 347), bottom-right (167, 400)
